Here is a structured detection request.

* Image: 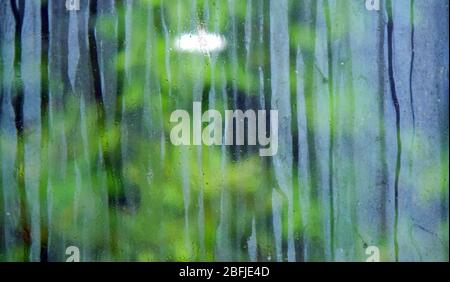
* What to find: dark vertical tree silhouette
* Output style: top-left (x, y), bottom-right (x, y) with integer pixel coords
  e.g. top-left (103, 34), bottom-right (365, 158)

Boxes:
top-left (10, 0), bottom-right (29, 261)
top-left (298, 0), bottom-right (324, 261)
top-left (323, 0), bottom-right (335, 261)
top-left (0, 2), bottom-right (5, 259)
top-left (114, 0), bottom-right (125, 185)
top-left (39, 0), bottom-right (49, 262)
top-left (88, 0), bottom-right (119, 256)
top-left (113, 0), bottom-right (126, 210)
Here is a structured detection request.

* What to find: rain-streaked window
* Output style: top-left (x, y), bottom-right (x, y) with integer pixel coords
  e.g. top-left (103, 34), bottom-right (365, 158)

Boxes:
top-left (0, 0), bottom-right (448, 262)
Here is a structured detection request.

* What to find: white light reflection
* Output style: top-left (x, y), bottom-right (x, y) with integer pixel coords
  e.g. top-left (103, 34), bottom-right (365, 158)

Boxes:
top-left (174, 29), bottom-right (227, 53)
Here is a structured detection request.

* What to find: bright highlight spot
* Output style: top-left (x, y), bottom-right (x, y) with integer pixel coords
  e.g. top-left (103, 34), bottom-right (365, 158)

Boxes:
top-left (174, 29), bottom-right (227, 53)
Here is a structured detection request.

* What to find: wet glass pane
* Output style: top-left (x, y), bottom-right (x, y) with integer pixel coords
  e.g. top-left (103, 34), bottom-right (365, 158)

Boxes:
top-left (0, 0), bottom-right (448, 262)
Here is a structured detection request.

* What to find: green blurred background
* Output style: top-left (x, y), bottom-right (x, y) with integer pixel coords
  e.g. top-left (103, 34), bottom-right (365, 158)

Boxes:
top-left (0, 0), bottom-right (448, 261)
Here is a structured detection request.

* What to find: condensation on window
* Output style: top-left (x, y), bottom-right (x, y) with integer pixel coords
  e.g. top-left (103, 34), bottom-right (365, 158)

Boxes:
top-left (0, 0), bottom-right (448, 262)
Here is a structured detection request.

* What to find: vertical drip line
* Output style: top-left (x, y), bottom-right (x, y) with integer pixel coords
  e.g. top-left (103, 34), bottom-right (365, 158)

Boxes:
top-left (408, 0), bottom-right (416, 170)
top-left (376, 6), bottom-right (389, 249)
top-left (39, 0), bottom-right (49, 262)
top-left (269, 0), bottom-right (295, 261)
top-left (409, 0), bottom-right (415, 133)
top-left (160, 1), bottom-right (172, 100)
top-left (338, 1), bottom-right (357, 259)
top-left (386, 0), bottom-right (402, 262)
top-left (159, 1), bottom-right (170, 160)
top-left (323, 0), bottom-right (335, 261)
top-left (226, 0), bottom-right (239, 258)
top-left (10, 0), bottom-right (29, 261)
top-left (228, 0), bottom-right (238, 135)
